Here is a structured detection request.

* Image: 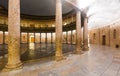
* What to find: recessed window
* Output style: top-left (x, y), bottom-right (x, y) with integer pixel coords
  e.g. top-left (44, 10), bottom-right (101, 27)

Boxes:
top-left (93, 33), bottom-right (96, 39)
top-left (30, 24), bottom-right (35, 27)
top-left (113, 29), bottom-right (116, 39)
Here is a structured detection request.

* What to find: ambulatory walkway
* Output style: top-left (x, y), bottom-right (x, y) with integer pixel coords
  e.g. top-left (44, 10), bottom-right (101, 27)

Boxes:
top-left (0, 44), bottom-right (120, 76)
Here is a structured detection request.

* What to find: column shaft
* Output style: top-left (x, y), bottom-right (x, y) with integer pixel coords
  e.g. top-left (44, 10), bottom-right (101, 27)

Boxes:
top-left (6, 0), bottom-right (22, 69)
top-left (27, 32), bottom-right (29, 44)
top-left (40, 33), bottom-right (41, 43)
top-left (71, 30), bottom-right (73, 44)
top-left (3, 31), bottom-right (5, 44)
top-left (99, 29), bottom-right (100, 44)
top-left (75, 10), bottom-right (82, 54)
top-left (66, 31), bottom-right (68, 44)
top-left (55, 0), bottom-right (63, 60)
top-left (46, 32), bottom-right (47, 43)
top-left (51, 32), bottom-right (53, 43)
top-left (83, 17), bottom-right (89, 50)
top-left (20, 32), bottom-right (22, 44)
top-left (34, 32), bottom-right (35, 43)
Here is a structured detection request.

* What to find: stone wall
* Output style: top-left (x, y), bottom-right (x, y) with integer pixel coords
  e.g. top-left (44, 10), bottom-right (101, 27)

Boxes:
top-left (0, 14), bottom-right (76, 28)
top-left (89, 20), bottom-right (120, 48)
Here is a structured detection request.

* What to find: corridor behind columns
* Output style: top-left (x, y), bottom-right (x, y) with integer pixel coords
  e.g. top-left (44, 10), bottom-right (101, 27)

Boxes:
top-left (0, 0), bottom-right (120, 76)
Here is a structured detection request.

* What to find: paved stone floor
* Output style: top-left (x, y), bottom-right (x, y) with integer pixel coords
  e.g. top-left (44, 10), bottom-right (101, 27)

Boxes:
top-left (0, 44), bottom-right (120, 76)
top-left (0, 43), bottom-right (75, 70)
top-left (0, 43), bottom-right (75, 61)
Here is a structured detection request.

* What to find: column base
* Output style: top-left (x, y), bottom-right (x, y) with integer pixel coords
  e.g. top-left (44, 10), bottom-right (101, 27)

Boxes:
top-left (3, 62), bottom-right (23, 71)
top-left (3, 43), bottom-right (6, 45)
top-left (83, 46), bottom-right (89, 51)
top-left (73, 50), bottom-right (82, 54)
top-left (55, 56), bottom-right (65, 61)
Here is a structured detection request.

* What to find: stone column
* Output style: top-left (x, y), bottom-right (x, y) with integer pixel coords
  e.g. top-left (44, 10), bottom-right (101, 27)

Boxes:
top-left (66, 31), bottom-right (68, 44)
top-left (109, 26), bottom-right (110, 46)
top-left (34, 26), bottom-right (35, 43)
top-left (45, 32), bottom-right (47, 43)
top-left (40, 26), bottom-right (41, 44)
top-left (51, 32), bottom-right (53, 43)
top-left (55, 0), bottom-right (63, 61)
top-left (27, 32), bottom-right (29, 44)
top-left (99, 28), bottom-right (100, 44)
top-left (5, 0), bottom-right (22, 69)
top-left (34, 30), bottom-right (35, 43)
top-left (71, 30), bottom-right (73, 44)
top-left (83, 17), bottom-right (89, 51)
top-left (75, 10), bottom-right (82, 54)
top-left (40, 33), bottom-right (41, 43)
top-left (3, 31), bottom-right (5, 44)
top-left (20, 32), bottom-right (22, 44)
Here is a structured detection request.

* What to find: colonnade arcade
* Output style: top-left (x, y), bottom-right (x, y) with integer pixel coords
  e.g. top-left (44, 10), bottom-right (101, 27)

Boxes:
top-left (1, 0), bottom-right (89, 70)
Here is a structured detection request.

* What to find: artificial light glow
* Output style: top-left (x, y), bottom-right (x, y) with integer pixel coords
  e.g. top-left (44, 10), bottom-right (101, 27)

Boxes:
top-left (47, 33), bottom-right (51, 40)
top-left (29, 43), bottom-right (35, 57)
top-left (52, 24), bottom-right (55, 27)
top-left (68, 31), bottom-right (71, 34)
top-left (64, 22), bottom-right (67, 25)
top-left (35, 33), bottom-right (40, 35)
top-left (30, 35), bottom-right (34, 37)
top-left (73, 30), bottom-right (76, 33)
top-left (63, 32), bottom-right (66, 34)
top-left (5, 32), bottom-right (8, 34)
top-left (0, 31), bottom-right (2, 34)
top-left (29, 43), bottom-right (35, 50)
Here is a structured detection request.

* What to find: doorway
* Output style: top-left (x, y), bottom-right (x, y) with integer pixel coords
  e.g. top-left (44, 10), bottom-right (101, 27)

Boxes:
top-left (30, 36), bottom-right (34, 43)
top-left (102, 35), bottom-right (106, 45)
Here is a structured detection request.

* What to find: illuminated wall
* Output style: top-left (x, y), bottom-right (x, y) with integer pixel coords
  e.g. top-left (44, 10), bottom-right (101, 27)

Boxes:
top-left (0, 14), bottom-right (76, 28)
top-left (0, 30), bottom-right (77, 44)
top-left (0, 31), bottom-right (3, 44)
top-left (0, 13), bottom-right (76, 44)
top-left (89, 20), bottom-right (120, 48)
top-left (35, 33), bottom-right (40, 43)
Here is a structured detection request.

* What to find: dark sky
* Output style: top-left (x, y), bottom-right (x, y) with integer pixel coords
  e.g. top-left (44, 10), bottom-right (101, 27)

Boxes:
top-left (0, 0), bottom-right (73, 16)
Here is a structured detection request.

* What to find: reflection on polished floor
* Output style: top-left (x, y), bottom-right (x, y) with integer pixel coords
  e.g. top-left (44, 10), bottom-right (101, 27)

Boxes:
top-left (0, 43), bottom-right (75, 70)
top-left (0, 44), bottom-right (120, 76)
top-left (21, 43), bottom-right (75, 61)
